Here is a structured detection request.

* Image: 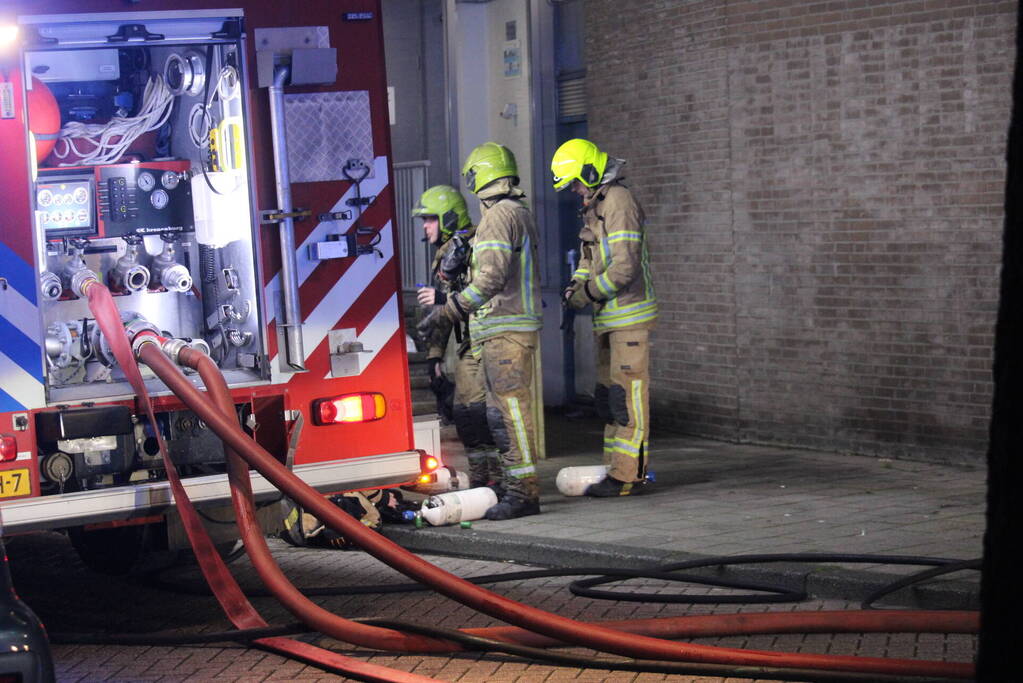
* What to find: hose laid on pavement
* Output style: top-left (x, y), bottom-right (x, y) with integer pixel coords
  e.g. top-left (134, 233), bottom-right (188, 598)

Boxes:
top-left (86, 283), bottom-right (440, 683)
top-left (154, 554), bottom-right (976, 608)
top-left (134, 338), bottom-right (974, 679)
top-left (175, 345), bottom-right (471, 653)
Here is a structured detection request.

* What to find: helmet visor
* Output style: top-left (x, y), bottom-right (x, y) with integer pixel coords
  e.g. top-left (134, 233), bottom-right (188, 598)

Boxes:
top-left (552, 173), bottom-right (573, 192)
top-left (463, 168), bottom-right (477, 192)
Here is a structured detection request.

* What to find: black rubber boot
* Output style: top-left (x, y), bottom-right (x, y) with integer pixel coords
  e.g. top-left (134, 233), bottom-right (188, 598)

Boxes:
top-left (584, 476), bottom-right (645, 497)
top-left (484, 495), bottom-right (540, 520)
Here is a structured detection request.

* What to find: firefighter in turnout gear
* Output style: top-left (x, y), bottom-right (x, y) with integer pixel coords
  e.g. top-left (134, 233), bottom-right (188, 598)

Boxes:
top-left (553, 138), bottom-right (657, 497)
top-left (436, 142), bottom-right (543, 520)
top-left (413, 185), bottom-right (503, 490)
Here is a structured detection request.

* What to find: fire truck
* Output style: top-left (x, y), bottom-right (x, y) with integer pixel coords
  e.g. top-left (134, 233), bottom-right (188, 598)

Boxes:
top-left (0, 0), bottom-right (435, 573)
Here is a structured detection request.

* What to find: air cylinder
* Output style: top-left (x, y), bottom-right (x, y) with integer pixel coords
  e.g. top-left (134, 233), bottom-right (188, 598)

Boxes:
top-left (420, 487), bottom-right (498, 526)
top-left (555, 465), bottom-right (609, 496)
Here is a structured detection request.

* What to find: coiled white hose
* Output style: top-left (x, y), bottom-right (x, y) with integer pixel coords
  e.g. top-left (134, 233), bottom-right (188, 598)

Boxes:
top-left (52, 75), bottom-right (174, 166)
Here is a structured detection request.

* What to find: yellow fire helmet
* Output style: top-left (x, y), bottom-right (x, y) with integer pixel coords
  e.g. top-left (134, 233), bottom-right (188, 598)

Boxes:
top-left (462, 142), bottom-right (518, 194)
top-left (551, 138), bottom-right (608, 192)
top-left (411, 185), bottom-right (471, 240)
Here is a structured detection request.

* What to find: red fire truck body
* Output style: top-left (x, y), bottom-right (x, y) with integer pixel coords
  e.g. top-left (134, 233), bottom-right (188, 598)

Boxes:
top-left (0, 0), bottom-right (428, 564)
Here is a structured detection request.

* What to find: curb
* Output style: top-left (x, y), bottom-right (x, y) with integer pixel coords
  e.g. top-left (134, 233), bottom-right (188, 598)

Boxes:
top-left (382, 525), bottom-right (980, 611)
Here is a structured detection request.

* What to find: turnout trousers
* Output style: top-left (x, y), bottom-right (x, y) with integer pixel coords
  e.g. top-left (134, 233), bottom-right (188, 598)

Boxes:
top-left (596, 328), bottom-right (651, 483)
top-left (452, 349), bottom-right (502, 487)
top-left (479, 331), bottom-right (540, 501)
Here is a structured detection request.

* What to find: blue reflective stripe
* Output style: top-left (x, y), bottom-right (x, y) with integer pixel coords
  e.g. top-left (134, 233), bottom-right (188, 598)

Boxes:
top-left (595, 272), bottom-right (616, 297)
top-left (0, 385), bottom-right (24, 412)
top-left (594, 309), bottom-right (658, 332)
top-left (521, 234), bottom-right (536, 316)
top-left (0, 316), bottom-right (42, 378)
top-left (572, 267), bottom-right (590, 280)
top-left (506, 463), bottom-right (537, 478)
top-left (0, 242), bottom-right (38, 305)
top-left (610, 438), bottom-right (641, 455)
top-left (462, 284), bottom-right (485, 305)
top-left (475, 240), bottom-right (514, 252)
top-left (596, 298), bottom-right (658, 319)
top-left (469, 318), bottom-right (542, 340)
top-left (508, 397), bottom-right (532, 465)
top-left (608, 231), bottom-right (642, 244)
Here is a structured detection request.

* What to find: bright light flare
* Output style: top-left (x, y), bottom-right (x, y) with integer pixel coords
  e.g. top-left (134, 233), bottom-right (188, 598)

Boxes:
top-left (0, 26), bottom-right (18, 47)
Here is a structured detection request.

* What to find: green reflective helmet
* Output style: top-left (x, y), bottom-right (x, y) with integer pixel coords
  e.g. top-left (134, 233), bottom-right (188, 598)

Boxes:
top-left (550, 138), bottom-right (608, 192)
top-left (461, 142), bottom-right (518, 194)
top-left (411, 185), bottom-right (471, 240)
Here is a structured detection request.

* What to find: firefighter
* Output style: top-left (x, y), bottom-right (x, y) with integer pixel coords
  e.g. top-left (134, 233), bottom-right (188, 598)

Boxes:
top-left (552, 138), bottom-right (658, 497)
top-left (413, 185), bottom-right (503, 490)
top-left (432, 142), bottom-right (543, 520)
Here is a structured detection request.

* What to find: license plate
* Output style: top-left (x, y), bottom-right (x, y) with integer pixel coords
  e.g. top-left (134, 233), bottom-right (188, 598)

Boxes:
top-left (0, 468), bottom-right (31, 498)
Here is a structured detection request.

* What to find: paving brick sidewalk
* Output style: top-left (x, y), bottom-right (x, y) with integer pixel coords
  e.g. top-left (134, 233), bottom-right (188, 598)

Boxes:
top-left (387, 411), bottom-right (985, 608)
top-left (6, 533), bottom-right (978, 682)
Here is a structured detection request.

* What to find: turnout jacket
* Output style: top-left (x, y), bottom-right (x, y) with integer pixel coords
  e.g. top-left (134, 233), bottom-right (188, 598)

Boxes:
top-left (573, 179), bottom-right (658, 333)
top-left (425, 227), bottom-right (474, 361)
top-left (444, 179), bottom-right (542, 343)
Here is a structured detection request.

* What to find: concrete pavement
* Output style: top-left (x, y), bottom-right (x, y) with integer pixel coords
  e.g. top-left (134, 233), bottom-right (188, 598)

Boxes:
top-left (386, 410), bottom-right (985, 610)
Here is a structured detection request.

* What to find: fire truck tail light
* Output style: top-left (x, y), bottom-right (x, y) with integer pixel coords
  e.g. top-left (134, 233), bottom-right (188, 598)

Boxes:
top-left (312, 393), bottom-right (386, 425)
top-left (0, 435), bottom-right (18, 462)
top-left (419, 452), bottom-right (441, 475)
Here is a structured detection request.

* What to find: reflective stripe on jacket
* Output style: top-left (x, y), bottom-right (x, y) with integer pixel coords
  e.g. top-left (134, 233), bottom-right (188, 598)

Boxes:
top-left (576, 181), bottom-right (657, 333)
top-left (446, 182), bottom-right (542, 343)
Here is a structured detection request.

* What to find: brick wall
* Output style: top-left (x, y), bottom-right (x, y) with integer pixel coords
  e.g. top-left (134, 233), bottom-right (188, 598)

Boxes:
top-left (584, 0), bottom-right (1014, 464)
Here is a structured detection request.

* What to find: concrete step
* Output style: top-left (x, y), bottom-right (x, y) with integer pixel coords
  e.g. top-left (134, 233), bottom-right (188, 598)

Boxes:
top-left (412, 398), bottom-right (436, 416)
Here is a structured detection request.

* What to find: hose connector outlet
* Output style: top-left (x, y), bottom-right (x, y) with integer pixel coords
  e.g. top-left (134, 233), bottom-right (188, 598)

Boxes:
top-left (109, 239), bottom-right (151, 293)
top-left (87, 310), bottom-right (162, 367)
top-left (186, 337), bottom-right (212, 357)
top-left (131, 331), bottom-right (164, 359)
top-left (40, 271), bottom-right (62, 301)
top-left (158, 337), bottom-right (189, 364)
top-left (60, 245), bottom-right (100, 298)
top-left (70, 269), bottom-right (100, 298)
top-left (157, 263), bottom-right (193, 293)
top-left (151, 239), bottom-right (193, 293)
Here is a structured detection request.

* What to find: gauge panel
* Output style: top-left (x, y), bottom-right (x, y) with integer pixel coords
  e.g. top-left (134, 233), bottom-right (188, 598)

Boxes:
top-left (137, 172), bottom-right (156, 192)
top-left (37, 161), bottom-right (194, 240)
top-left (34, 175), bottom-right (96, 239)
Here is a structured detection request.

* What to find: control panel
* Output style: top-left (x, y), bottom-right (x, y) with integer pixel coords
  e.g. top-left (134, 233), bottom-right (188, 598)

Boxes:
top-left (35, 175), bottom-right (96, 239)
top-left (37, 161), bottom-right (194, 241)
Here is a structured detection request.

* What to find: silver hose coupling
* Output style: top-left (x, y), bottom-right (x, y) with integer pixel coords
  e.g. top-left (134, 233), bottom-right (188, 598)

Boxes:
top-left (40, 271), bottom-right (62, 301)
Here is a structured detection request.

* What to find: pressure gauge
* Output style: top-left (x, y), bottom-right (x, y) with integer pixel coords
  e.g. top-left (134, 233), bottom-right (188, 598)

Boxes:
top-left (161, 171), bottom-right (180, 190)
top-left (150, 189), bottom-right (170, 210)
top-left (137, 172), bottom-right (156, 192)
top-left (37, 189), bottom-right (53, 207)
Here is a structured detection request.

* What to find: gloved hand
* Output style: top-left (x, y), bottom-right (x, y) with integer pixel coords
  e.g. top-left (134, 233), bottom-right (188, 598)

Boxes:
top-left (563, 279), bottom-right (590, 310)
top-left (416, 306), bottom-right (443, 340)
top-left (427, 357), bottom-right (445, 380)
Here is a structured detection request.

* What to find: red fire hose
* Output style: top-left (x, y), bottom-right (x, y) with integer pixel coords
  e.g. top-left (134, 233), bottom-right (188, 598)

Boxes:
top-left (86, 283), bottom-right (440, 683)
top-left (181, 346), bottom-right (980, 651)
top-left (132, 339), bottom-right (975, 679)
top-left (177, 345), bottom-right (468, 653)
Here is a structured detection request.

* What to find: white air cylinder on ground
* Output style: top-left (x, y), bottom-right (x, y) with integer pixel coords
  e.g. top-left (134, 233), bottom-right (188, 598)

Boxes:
top-left (420, 487), bottom-right (498, 526)
top-left (556, 465), bottom-right (609, 496)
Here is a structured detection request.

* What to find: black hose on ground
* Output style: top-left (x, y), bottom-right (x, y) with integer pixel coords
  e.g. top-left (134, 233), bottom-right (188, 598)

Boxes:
top-left (146, 551), bottom-right (977, 608)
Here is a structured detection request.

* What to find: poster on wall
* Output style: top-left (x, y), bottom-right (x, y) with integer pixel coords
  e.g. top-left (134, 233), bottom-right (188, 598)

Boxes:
top-left (503, 20), bottom-right (521, 78)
